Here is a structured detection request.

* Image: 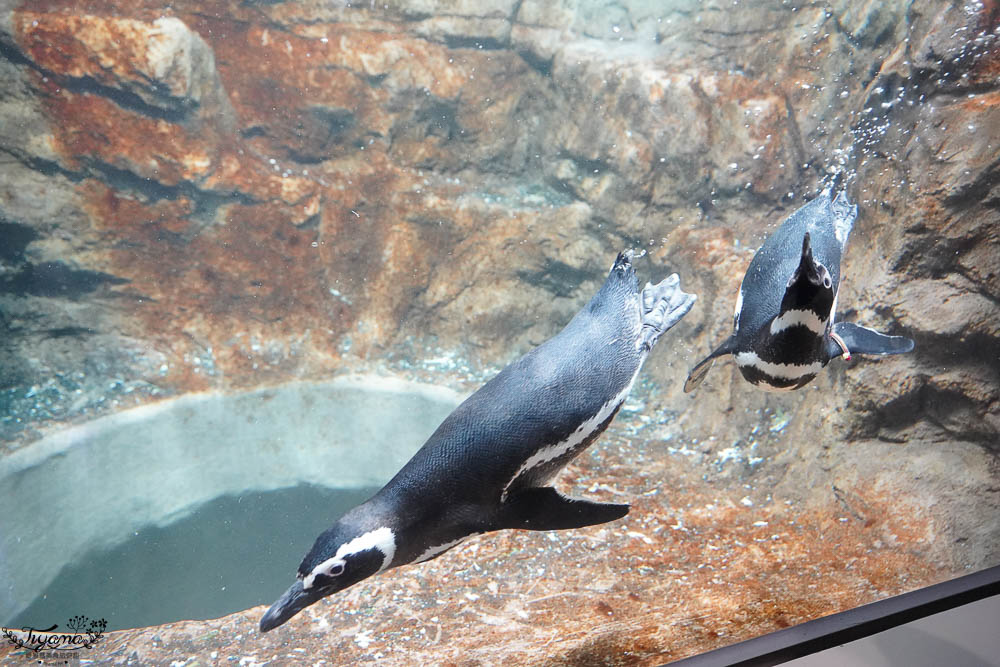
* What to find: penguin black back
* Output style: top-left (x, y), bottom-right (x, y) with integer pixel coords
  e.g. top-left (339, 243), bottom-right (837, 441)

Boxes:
top-left (388, 254), bottom-right (646, 509)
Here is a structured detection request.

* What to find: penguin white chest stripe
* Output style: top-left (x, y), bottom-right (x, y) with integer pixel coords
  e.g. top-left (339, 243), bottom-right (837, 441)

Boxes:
top-left (733, 288), bottom-right (745, 331)
top-left (769, 308), bottom-right (827, 335)
top-left (303, 527), bottom-right (396, 589)
top-left (500, 365), bottom-right (642, 502)
top-left (413, 533), bottom-right (481, 564)
top-left (734, 351), bottom-right (824, 380)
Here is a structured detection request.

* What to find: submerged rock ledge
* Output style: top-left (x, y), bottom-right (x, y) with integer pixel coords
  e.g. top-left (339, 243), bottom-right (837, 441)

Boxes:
top-left (0, 0), bottom-right (997, 663)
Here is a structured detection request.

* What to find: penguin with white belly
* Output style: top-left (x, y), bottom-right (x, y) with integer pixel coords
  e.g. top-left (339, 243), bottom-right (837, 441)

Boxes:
top-left (684, 188), bottom-right (914, 393)
top-left (260, 250), bottom-right (696, 632)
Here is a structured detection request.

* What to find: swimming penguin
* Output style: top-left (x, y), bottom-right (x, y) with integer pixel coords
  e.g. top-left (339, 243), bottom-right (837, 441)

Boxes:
top-left (684, 188), bottom-right (913, 393)
top-left (260, 251), bottom-right (696, 632)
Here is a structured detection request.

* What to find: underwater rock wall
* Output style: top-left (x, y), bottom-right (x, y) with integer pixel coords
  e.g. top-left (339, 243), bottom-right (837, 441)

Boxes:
top-left (0, 0), bottom-right (998, 662)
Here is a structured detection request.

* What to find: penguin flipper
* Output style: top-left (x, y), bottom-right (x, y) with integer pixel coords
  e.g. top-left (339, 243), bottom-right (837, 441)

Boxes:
top-left (683, 337), bottom-right (736, 393)
top-left (640, 274), bottom-right (697, 350)
top-left (498, 487), bottom-right (629, 531)
top-left (828, 322), bottom-right (915, 359)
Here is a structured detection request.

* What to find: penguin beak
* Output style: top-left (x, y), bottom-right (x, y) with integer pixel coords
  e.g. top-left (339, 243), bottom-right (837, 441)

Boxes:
top-left (790, 233), bottom-right (824, 287)
top-left (260, 579), bottom-right (324, 633)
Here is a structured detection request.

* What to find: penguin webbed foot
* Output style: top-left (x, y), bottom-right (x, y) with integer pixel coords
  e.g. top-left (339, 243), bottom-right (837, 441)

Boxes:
top-left (828, 322), bottom-right (915, 359)
top-left (640, 273), bottom-right (697, 350)
top-left (498, 487), bottom-right (629, 531)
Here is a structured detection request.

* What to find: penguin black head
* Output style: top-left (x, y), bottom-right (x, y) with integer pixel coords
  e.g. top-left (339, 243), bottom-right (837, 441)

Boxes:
top-left (773, 232), bottom-right (835, 330)
top-left (784, 233), bottom-right (833, 304)
top-left (260, 523), bottom-right (397, 633)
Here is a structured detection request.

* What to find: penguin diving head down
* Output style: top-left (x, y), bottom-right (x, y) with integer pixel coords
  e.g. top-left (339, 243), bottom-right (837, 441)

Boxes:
top-left (260, 251), bottom-right (696, 632)
top-left (683, 187), bottom-right (914, 393)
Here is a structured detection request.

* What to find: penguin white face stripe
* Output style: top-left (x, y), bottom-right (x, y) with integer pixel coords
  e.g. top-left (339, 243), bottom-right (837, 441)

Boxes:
top-left (500, 366), bottom-right (642, 502)
top-left (302, 527), bottom-right (396, 590)
top-left (769, 308), bottom-right (827, 335)
top-left (735, 351), bottom-right (824, 380)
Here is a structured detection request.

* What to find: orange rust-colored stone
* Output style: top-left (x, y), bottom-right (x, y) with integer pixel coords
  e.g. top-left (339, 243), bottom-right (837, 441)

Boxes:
top-left (75, 177), bottom-right (351, 391)
top-left (968, 41), bottom-right (1000, 87)
top-left (15, 12), bottom-right (163, 86)
top-left (9, 3), bottom-right (537, 390)
top-left (38, 83), bottom-right (220, 183)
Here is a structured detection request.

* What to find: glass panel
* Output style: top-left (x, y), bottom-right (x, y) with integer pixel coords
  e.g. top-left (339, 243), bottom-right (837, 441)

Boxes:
top-left (1, 0), bottom-right (996, 663)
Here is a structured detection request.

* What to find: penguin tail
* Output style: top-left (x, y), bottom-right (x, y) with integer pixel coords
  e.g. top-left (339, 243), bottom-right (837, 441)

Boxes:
top-left (821, 166), bottom-right (847, 195)
top-left (597, 250), bottom-right (640, 301)
top-left (640, 273), bottom-right (696, 350)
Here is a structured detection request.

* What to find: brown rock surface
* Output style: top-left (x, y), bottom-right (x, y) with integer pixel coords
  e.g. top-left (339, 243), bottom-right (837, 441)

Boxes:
top-left (0, 0), bottom-right (997, 664)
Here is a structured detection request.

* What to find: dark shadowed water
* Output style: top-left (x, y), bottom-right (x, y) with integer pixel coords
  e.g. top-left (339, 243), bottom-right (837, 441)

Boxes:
top-left (10, 485), bottom-right (378, 632)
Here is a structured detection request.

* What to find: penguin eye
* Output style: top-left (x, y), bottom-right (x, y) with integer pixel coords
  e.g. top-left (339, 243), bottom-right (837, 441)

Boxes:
top-left (823, 275), bottom-right (832, 289)
top-left (302, 557), bottom-right (349, 590)
top-left (312, 558), bottom-right (347, 577)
